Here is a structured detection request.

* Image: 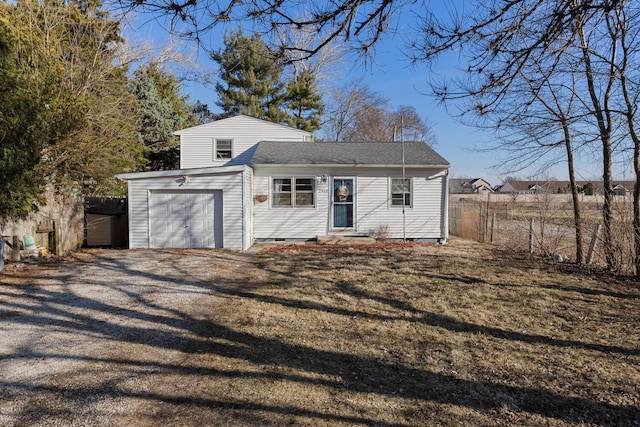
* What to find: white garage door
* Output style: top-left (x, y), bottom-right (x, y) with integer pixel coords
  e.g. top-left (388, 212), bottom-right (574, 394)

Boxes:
top-left (149, 191), bottom-right (222, 248)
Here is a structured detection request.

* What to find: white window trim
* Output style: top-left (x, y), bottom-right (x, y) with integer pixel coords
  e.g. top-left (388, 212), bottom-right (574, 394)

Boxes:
top-left (213, 138), bottom-right (233, 161)
top-left (390, 177), bottom-right (413, 208)
top-left (271, 176), bottom-right (316, 208)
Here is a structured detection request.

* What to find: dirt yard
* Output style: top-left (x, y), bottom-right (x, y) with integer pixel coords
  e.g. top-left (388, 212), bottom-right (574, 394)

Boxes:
top-left (0, 239), bottom-right (638, 426)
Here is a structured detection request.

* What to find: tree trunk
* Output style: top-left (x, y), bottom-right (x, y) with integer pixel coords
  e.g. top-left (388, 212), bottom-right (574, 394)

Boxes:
top-left (562, 119), bottom-right (583, 264)
top-left (579, 21), bottom-right (617, 272)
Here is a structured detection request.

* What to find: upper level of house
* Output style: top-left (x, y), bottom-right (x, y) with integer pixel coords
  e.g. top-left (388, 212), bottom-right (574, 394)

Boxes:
top-left (176, 115), bottom-right (313, 169)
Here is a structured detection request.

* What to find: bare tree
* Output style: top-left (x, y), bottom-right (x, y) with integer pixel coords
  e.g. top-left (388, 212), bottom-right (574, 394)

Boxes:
top-left (116, 0), bottom-right (404, 61)
top-left (322, 79), bottom-right (434, 143)
top-left (321, 79), bottom-right (388, 141)
top-left (423, 1), bottom-right (640, 274)
top-left (470, 54), bottom-right (588, 263)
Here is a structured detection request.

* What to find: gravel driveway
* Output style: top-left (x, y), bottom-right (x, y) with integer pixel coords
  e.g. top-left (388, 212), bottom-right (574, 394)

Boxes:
top-left (0, 248), bottom-right (251, 426)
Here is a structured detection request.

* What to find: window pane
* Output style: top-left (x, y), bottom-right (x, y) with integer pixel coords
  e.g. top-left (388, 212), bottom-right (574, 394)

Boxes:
top-left (273, 178), bottom-right (292, 207)
top-left (334, 179), bottom-right (353, 203)
top-left (295, 178), bottom-right (314, 192)
top-left (296, 193), bottom-right (314, 206)
top-left (391, 194), bottom-right (410, 206)
top-left (273, 193), bottom-right (292, 206)
top-left (391, 178), bottom-right (410, 193)
top-left (273, 178), bottom-right (292, 192)
top-left (216, 139), bottom-right (232, 159)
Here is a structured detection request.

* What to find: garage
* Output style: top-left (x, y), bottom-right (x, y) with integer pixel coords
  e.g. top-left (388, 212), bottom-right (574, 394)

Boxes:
top-left (149, 190), bottom-right (223, 248)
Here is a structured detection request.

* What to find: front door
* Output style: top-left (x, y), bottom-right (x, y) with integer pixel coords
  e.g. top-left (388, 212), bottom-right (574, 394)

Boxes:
top-left (332, 178), bottom-right (354, 230)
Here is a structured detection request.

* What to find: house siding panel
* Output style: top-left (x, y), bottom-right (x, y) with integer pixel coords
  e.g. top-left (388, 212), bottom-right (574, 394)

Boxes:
top-left (180, 136), bottom-right (214, 169)
top-left (243, 167), bottom-right (254, 249)
top-left (353, 172), bottom-right (446, 239)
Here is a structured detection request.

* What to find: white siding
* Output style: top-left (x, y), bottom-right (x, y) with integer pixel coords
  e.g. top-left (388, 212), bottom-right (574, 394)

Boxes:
top-left (355, 173), bottom-right (447, 239)
top-left (243, 167), bottom-right (254, 249)
top-left (253, 167), bottom-right (448, 241)
top-left (179, 116), bottom-right (312, 169)
top-left (253, 169), bottom-right (330, 240)
top-left (126, 169), bottom-right (248, 249)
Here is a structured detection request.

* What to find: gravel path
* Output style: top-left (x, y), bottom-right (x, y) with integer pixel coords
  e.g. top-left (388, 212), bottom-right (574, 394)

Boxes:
top-left (0, 248), bottom-right (250, 426)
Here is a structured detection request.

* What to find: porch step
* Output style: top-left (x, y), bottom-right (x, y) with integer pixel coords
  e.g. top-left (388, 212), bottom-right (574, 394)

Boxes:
top-left (316, 235), bottom-right (377, 245)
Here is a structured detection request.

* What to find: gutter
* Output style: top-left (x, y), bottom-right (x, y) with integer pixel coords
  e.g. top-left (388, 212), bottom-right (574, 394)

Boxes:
top-left (251, 163), bottom-right (451, 169)
top-left (115, 164), bottom-right (249, 181)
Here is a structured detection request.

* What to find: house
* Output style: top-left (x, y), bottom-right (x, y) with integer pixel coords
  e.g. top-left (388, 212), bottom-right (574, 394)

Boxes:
top-left (115, 115), bottom-right (450, 250)
top-left (494, 179), bottom-right (635, 195)
top-left (449, 178), bottom-right (492, 194)
top-left (612, 184), bottom-right (631, 196)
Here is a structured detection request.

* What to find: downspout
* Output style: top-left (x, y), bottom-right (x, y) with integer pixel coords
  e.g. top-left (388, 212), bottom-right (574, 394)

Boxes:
top-left (401, 117), bottom-right (406, 242)
top-left (441, 169), bottom-right (449, 244)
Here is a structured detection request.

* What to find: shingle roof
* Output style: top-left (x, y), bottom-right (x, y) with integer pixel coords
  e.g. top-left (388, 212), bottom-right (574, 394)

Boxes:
top-left (251, 141), bottom-right (450, 167)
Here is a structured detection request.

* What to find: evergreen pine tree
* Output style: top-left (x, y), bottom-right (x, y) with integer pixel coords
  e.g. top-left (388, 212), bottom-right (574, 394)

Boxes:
top-left (285, 69), bottom-right (324, 132)
top-left (127, 62), bottom-right (197, 170)
top-left (212, 30), bottom-right (287, 123)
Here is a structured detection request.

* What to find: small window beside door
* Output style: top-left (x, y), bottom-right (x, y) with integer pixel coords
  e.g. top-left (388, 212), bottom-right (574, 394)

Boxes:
top-left (214, 139), bottom-right (233, 160)
top-left (391, 178), bottom-right (412, 207)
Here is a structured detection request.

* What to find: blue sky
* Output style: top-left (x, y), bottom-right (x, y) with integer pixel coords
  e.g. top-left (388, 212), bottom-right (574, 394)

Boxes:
top-left (121, 4), bottom-right (613, 187)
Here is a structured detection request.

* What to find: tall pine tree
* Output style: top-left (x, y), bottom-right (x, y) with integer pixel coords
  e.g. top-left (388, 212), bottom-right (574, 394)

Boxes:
top-left (212, 30), bottom-right (287, 123)
top-left (127, 61), bottom-right (197, 170)
top-left (285, 69), bottom-right (323, 132)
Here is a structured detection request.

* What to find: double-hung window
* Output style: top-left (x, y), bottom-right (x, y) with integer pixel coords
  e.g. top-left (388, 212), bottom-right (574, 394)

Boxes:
top-left (391, 178), bottom-right (412, 207)
top-left (214, 139), bottom-right (232, 160)
top-left (272, 177), bottom-right (315, 207)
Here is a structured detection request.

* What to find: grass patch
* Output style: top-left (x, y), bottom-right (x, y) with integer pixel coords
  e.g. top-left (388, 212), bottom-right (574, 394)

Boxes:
top-left (143, 239), bottom-right (640, 426)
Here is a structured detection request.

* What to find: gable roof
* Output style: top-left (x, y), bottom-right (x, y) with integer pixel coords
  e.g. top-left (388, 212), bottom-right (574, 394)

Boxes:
top-left (251, 141), bottom-right (449, 167)
top-left (173, 114), bottom-right (313, 137)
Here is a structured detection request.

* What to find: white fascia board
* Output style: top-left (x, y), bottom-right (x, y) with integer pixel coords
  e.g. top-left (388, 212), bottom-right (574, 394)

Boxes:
top-left (115, 164), bottom-right (249, 181)
top-left (252, 164), bottom-right (450, 170)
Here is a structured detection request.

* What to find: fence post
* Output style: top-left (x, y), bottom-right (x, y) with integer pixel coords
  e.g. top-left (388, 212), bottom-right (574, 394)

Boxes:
top-left (490, 212), bottom-right (496, 243)
top-left (529, 218), bottom-right (535, 253)
top-left (587, 223), bottom-right (601, 264)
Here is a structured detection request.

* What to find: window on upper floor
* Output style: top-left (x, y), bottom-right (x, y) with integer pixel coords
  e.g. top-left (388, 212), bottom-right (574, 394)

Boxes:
top-left (391, 178), bottom-right (412, 207)
top-left (214, 139), bottom-right (233, 160)
top-left (272, 177), bottom-right (315, 207)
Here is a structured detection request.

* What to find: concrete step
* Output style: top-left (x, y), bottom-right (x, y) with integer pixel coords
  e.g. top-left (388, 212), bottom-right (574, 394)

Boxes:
top-left (316, 235), bottom-right (377, 245)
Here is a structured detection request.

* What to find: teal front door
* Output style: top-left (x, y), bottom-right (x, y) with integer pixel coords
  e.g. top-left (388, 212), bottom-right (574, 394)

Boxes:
top-left (332, 178), bottom-right (354, 229)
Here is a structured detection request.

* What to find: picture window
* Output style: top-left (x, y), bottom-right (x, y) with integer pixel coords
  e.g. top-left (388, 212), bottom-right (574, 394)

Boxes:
top-left (272, 177), bottom-right (315, 207)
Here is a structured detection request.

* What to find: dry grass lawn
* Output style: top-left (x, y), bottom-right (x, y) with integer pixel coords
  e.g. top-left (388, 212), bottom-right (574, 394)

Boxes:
top-left (0, 237), bottom-right (638, 426)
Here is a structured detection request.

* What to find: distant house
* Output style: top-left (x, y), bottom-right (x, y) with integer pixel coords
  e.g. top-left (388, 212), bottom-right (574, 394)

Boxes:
top-left (613, 184), bottom-right (631, 196)
top-left (450, 178), bottom-right (493, 194)
top-left (493, 181), bottom-right (535, 194)
top-left (115, 115), bottom-right (451, 249)
top-left (466, 178), bottom-right (493, 193)
top-left (495, 180), bottom-right (635, 195)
